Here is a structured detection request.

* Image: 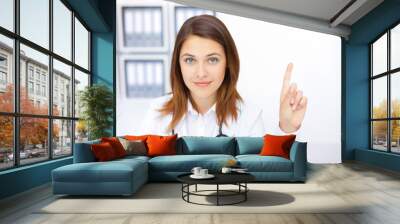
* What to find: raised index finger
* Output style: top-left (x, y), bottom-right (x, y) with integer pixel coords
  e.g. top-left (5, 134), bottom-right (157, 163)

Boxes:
top-left (281, 63), bottom-right (294, 96)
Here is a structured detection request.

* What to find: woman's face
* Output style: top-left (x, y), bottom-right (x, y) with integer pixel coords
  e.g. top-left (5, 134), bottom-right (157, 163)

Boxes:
top-left (179, 35), bottom-right (227, 101)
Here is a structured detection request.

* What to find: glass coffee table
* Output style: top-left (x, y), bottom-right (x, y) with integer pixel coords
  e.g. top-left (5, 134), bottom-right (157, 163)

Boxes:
top-left (177, 172), bottom-right (255, 206)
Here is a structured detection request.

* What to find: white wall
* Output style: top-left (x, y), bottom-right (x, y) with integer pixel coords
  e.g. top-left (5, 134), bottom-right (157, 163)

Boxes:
top-left (217, 13), bottom-right (342, 163)
top-left (116, 6), bottom-right (342, 163)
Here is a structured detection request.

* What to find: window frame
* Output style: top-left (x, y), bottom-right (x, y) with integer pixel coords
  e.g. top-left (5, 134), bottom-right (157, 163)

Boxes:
top-left (0, 0), bottom-right (92, 171)
top-left (370, 20), bottom-right (400, 154)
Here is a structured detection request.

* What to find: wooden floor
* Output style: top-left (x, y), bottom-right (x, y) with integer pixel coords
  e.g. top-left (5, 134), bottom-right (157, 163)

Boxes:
top-left (1, 162), bottom-right (400, 224)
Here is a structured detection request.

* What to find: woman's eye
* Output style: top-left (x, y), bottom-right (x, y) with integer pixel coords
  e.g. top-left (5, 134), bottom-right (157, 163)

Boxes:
top-left (184, 58), bottom-right (194, 64)
top-left (209, 57), bottom-right (219, 64)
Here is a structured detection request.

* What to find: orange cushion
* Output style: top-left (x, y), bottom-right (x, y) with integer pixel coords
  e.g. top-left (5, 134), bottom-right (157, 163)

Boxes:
top-left (146, 134), bottom-right (178, 157)
top-left (124, 135), bottom-right (152, 141)
top-left (91, 142), bottom-right (117, 161)
top-left (101, 137), bottom-right (127, 158)
top-left (259, 134), bottom-right (296, 159)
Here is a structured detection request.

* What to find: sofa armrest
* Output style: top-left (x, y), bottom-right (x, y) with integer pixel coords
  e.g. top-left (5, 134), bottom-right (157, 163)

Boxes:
top-left (289, 141), bottom-right (307, 181)
top-left (73, 140), bottom-right (100, 163)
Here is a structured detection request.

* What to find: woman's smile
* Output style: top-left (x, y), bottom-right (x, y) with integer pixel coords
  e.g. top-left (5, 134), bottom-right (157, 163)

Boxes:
top-left (194, 81), bottom-right (212, 87)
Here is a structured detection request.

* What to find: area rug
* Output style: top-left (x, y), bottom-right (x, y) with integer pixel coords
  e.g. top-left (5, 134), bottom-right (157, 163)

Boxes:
top-left (36, 183), bottom-right (362, 214)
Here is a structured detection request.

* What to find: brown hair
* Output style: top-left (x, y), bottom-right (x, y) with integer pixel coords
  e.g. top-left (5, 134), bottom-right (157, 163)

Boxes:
top-left (158, 15), bottom-right (242, 133)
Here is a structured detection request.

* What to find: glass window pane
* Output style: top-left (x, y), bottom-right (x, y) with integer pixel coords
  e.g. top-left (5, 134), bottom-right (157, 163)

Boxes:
top-left (125, 60), bottom-right (164, 98)
top-left (372, 120), bottom-right (388, 151)
top-left (75, 120), bottom-right (88, 143)
top-left (20, 117), bottom-right (49, 165)
top-left (391, 24), bottom-right (400, 70)
top-left (0, 34), bottom-right (14, 113)
top-left (372, 33), bottom-right (387, 76)
top-left (122, 7), bottom-right (163, 47)
top-left (391, 72), bottom-right (400, 118)
top-left (372, 77), bottom-right (387, 119)
top-left (391, 120), bottom-right (400, 153)
top-left (20, 44), bottom-right (49, 115)
top-left (53, 119), bottom-right (72, 158)
top-left (74, 18), bottom-right (89, 70)
top-left (53, 0), bottom-right (72, 60)
top-left (0, 0), bottom-right (14, 31)
top-left (53, 59), bottom-right (72, 117)
top-left (20, 0), bottom-right (49, 49)
top-left (74, 69), bottom-right (89, 118)
top-left (0, 116), bottom-right (14, 170)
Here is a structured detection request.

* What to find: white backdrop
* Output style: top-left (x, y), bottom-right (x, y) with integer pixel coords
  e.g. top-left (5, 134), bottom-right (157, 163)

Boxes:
top-left (116, 10), bottom-right (342, 163)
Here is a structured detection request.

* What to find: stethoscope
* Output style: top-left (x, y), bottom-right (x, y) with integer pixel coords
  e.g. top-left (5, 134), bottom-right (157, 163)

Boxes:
top-left (171, 123), bottom-right (228, 137)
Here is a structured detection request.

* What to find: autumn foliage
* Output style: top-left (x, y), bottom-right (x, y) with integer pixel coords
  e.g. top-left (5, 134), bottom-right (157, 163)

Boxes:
top-left (372, 99), bottom-right (400, 141)
top-left (0, 84), bottom-right (59, 150)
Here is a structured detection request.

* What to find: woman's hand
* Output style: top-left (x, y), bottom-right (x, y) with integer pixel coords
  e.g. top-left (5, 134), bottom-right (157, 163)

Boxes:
top-left (279, 63), bottom-right (308, 133)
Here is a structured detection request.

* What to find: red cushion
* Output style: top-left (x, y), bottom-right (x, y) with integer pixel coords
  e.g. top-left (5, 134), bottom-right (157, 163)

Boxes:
top-left (101, 137), bottom-right (127, 158)
top-left (146, 134), bottom-right (177, 157)
top-left (259, 134), bottom-right (296, 159)
top-left (91, 142), bottom-right (117, 161)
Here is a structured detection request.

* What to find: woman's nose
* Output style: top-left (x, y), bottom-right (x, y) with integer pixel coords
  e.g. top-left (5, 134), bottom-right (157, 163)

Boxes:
top-left (195, 62), bottom-right (208, 78)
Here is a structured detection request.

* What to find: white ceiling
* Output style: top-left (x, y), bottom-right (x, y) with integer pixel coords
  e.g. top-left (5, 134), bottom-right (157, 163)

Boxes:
top-left (167, 0), bottom-right (384, 38)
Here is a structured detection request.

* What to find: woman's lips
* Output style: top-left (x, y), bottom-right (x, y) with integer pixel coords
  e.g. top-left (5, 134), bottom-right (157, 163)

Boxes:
top-left (194, 81), bottom-right (212, 87)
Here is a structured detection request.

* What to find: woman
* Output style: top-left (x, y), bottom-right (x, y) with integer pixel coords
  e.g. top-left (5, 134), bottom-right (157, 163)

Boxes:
top-left (141, 15), bottom-right (307, 137)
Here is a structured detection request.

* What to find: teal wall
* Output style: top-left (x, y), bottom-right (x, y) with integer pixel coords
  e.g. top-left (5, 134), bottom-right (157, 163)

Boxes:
top-left (0, 0), bottom-right (116, 200)
top-left (343, 0), bottom-right (400, 171)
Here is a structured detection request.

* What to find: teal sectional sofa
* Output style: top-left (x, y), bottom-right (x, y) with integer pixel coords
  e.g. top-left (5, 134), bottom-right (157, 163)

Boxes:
top-left (52, 137), bottom-right (307, 196)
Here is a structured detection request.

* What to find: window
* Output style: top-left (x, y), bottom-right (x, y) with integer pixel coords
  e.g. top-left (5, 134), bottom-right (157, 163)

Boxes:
top-left (35, 70), bottom-right (41, 81)
top-left (0, 54), bottom-right (7, 67)
top-left (0, 0), bottom-right (14, 32)
top-left (74, 17), bottom-right (89, 70)
top-left (53, 0), bottom-right (72, 60)
top-left (28, 67), bottom-right (34, 80)
top-left (28, 81), bottom-right (34, 94)
top-left (20, 0), bottom-right (49, 49)
top-left (42, 85), bottom-right (46, 97)
top-left (53, 59), bottom-right (72, 117)
top-left (36, 83), bottom-right (40, 95)
top-left (0, 0), bottom-right (91, 170)
top-left (0, 71), bottom-right (6, 85)
top-left (371, 23), bottom-right (400, 154)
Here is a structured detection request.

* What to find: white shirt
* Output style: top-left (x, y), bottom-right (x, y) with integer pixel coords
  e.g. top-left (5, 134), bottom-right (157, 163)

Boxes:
top-left (140, 94), bottom-right (292, 137)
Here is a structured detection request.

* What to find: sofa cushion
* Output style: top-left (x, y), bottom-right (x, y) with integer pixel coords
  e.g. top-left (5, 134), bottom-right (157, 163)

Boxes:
top-left (101, 137), bottom-right (127, 158)
top-left (260, 134), bottom-right (296, 159)
top-left (148, 154), bottom-right (235, 172)
top-left (235, 137), bottom-right (263, 155)
top-left (52, 159), bottom-right (147, 183)
top-left (176, 136), bottom-right (236, 155)
top-left (147, 134), bottom-right (178, 157)
top-left (236, 155), bottom-right (293, 172)
top-left (118, 138), bottom-right (147, 156)
top-left (91, 142), bottom-right (118, 161)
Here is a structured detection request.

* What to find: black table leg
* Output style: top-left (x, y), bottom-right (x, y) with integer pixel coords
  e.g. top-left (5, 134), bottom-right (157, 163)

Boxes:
top-left (217, 184), bottom-right (219, 206)
top-left (245, 183), bottom-right (247, 201)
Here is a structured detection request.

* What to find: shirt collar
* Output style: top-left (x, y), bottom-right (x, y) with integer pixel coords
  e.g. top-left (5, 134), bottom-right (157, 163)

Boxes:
top-left (187, 100), bottom-right (216, 116)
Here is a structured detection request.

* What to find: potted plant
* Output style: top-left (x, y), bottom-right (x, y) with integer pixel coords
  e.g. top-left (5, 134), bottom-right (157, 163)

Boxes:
top-left (79, 84), bottom-right (113, 140)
